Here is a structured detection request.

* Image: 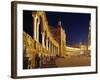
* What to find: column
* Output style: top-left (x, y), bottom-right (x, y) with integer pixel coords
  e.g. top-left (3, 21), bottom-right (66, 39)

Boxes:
top-left (55, 47), bottom-right (57, 55)
top-left (52, 45), bottom-right (54, 55)
top-left (37, 22), bottom-right (39, 42)
top-left (53, 45), bottom-right (54, 54)
top-left (33, 17), bottom-right (37, 40)
top-left (51, 42), bottom-right (52, 54)
top-left (42, 32), bottom-right (45, 48)
top-left (57, 48), bottom-right (58, 55)
top-left (37, 19), bottom-right (40, 42)
top-left (54, 46), bottom-right (55, 54)
top-left (53, 45), bottom-right (55, 55)
top-left (50, 42), bottom-right (52, 54)
top-left (46, 38), bottom-right (48, 50)
top-left (52, 43), bottom-right (53, 55)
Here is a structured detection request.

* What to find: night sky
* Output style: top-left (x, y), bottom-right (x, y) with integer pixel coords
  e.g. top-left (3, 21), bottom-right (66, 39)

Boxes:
top-left (23, 10), bottom-right (90, 46)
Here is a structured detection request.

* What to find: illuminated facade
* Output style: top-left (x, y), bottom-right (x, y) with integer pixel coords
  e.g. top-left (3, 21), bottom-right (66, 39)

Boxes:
top-left (23, 11), bottom-right (66, 69)
top-left (66, 46), bottom-right (80, 56)
top-left (23, 11), bottom-right (90, 69)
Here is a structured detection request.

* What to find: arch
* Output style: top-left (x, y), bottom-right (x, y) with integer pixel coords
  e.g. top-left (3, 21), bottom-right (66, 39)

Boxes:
top-left (39, 17), bottom-right (42, 44)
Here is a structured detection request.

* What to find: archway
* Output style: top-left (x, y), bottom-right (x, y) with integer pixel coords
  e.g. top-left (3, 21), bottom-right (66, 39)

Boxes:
top-left (39, 17), bottom-right (42, 44)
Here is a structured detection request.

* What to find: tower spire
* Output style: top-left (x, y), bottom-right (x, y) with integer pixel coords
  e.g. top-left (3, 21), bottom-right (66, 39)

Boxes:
top-left (58, 20), bottom-right (62, 26)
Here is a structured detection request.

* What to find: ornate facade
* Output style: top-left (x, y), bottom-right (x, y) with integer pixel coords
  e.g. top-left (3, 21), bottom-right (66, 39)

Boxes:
top-left (23, 11), bottom-right (66, 69)
top-left (23, 11), bottom-right (90, 69)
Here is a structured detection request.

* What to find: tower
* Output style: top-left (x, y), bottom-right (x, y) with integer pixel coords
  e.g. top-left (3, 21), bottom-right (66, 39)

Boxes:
top-left (58, 20), bottom-right (66, 56)
top-left (88, 21), bottom-right (91, 50)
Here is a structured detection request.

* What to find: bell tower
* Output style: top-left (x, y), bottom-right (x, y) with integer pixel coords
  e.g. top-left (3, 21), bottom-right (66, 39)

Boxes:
top-left (88, 21), bottom-right (91, 50)
top-left (58, 20), bottom-right (66, 56)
